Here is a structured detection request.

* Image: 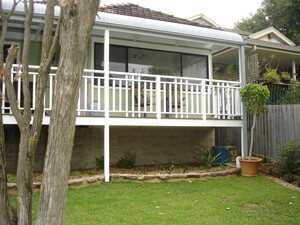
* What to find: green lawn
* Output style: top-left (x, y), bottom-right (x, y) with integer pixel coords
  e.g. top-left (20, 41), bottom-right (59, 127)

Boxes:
top-left (14, 175), bottom-right (300, 224)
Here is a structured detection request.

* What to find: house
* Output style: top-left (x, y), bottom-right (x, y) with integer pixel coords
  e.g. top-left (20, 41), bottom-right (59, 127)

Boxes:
top-left (188, 14), bottom-right (300, 83)
top-left (2, 1), bottom-right (247, 182)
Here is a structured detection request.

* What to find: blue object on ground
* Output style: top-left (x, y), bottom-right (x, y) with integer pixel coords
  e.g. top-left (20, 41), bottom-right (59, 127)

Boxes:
top-left (213, 147), bottom-right (229, 165)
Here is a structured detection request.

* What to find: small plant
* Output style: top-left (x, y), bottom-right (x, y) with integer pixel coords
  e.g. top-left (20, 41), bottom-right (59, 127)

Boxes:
top-left (262, 69), bottom-right (280, 84)
top-left (116, 152), bottom-right (136, 169)
top-left (95, 156), bottom-right (104, 169)
top-left (70, 171), bottom-right (85, 178)
top-left (7, 174), bottom-right (16, 183)
top-left (196, 148), bottom-right (220, 168)
top-left (274, 140), bottom-right (300, 177)
top-left (160, 163), bottom-right (174, 174)
top-left (283, 173), bottom-right (297, 183)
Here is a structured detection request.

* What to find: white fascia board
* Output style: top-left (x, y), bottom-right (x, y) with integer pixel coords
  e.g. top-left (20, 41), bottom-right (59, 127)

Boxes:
top-left (249, 27), bottom-right (296, 46)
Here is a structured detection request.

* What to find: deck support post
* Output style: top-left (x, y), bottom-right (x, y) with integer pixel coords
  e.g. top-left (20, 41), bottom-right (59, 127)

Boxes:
top-left (239, 45), bottom-right (248, 157)
top-left (104, 124), bottom-right (110, 182)
top-left (104, 29), bottom-right (110, 182)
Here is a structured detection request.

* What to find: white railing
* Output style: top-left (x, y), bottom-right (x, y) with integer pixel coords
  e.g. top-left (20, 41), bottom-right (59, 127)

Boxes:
top-left (2, 65), bottom-right (242, 120)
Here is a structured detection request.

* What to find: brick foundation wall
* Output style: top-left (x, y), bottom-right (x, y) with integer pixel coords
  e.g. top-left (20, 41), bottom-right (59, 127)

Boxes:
top-left (5, 125), bottom-right (215, 172)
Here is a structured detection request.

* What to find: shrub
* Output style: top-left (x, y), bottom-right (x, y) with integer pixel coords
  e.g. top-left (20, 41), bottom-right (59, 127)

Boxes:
top-left (117, 152), bottom-right (136, 169)
top-left (262, 69), bottom-right (280, 84)
top-left (281, 71), bottom-right (291, 79)
top-left (274, 140), bottom-right (300, 176)
top-left (196, 148), bottom-right (220, 168)
top-left (278, 81), bottom-right (300, 104)
top-left (95, 156), bottom-right (104, 169)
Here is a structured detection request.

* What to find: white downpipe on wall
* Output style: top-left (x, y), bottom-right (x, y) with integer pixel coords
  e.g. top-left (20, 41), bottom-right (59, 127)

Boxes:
top-left (104, 29), bottom-right (110, 182)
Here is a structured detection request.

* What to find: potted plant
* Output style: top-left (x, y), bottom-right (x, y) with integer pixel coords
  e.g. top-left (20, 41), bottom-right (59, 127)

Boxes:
top-left (262, 69), bottom-right (280, 84)
top-left (281, 71), bottom-right (291, 84)
top-left (239, 83), bottom-right (270, 176)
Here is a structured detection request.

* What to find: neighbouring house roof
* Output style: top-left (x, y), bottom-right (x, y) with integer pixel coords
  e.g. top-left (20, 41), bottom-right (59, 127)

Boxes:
top-left (189, 14), bottom-right (300, 52)
top-left (99, 4), bottom-right (213, 28)
top-left (244, 37), bottom-right (300, 53)
top-left (249, 27), bottom-right (296, 46)
top-left (187, 14), bottom-right (221, 28)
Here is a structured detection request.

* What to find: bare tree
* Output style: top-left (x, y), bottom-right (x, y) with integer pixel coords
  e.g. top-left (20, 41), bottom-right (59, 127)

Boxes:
top-left (0, 0), bottom-right (59, 224)
top-left (0, 1), bottom-right (21, 224)
top-left (36, 0), bottom-right (100, 224)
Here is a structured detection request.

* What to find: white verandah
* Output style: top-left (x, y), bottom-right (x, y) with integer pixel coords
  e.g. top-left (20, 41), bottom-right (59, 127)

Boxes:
top-left (2, 6), bottom-right (248, 181)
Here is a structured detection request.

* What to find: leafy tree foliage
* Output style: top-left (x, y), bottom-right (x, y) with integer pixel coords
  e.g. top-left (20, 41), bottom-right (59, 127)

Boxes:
top-left (235, 0), bottom-right (300, 45)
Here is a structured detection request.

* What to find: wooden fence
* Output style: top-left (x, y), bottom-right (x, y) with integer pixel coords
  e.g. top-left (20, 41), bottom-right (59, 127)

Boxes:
top-left (216, 105), bottom-right (300, 158)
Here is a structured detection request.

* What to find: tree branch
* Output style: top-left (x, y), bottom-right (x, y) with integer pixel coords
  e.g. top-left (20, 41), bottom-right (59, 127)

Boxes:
top-left (3, 45), bottom-right (27, 130)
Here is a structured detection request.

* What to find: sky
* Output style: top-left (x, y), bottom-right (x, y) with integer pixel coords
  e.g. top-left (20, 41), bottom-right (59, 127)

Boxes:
top-left (100, 0), bottom-right (263, 28)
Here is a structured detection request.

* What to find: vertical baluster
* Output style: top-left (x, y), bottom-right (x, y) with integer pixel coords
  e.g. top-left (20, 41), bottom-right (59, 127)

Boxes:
top-left (174, 81), bottom-right (178, 118)
top-left (226, 83), bottom-right (231, 119)
top-left (201, 79), bottom-right (206, 121)
top-left (89, 74), bottom-right (96, 115)
top-left (231, 85), bottom-right (234, 117)
top-left (217, 82), bottom-right (220, 119)
top-left (150, 81), bottom-right (153, 112)
top-left (32, 73), bottom-right (36, 110)
top-left (168, 83), bottom-right (172, 115)
top-left (196, 84), bottom-right (199, 115)
top-left (125, 75), bottom-right (128, 117)
top-left (137, 76), bottom-right (141, 117)
top-left (97, 77), bottom-right (100, 111)
top-left (156, 76), bottom-right (161, 120)
top-left (212, 85), bottom-right (216, 117)
top-left (84, 77), bottom-right (87, 112)
top-left (222, 83), bottom-right (225, 119)
top-left (131, 76), bottom-right (135, 117)
top-left (163, 82), bottom-right (167, 114)
top-left (49, 75), bottom-right (53, 114)
top-left (119, 77), bottom-right (122, 112)
top-left (191, 83), bottom-right (194, 114)
top-left (143, 81), bottom-right (146, 113)
top-left (207, 81), bottom-right (211, 117)
top-left (180, 79), bottom-right (183, 118)
top-left (17, 68), bottom-right (21, 110)
top-left (112, 78), bottom-right (116, 112)
top-left (185, 80), bottom-right (189, 118)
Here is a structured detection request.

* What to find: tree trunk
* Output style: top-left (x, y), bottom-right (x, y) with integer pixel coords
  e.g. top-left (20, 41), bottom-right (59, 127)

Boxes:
top-left (0, 44), bottom-right (19, 225)
top-left (16, 132), bottom-right (33, 225)
top-left (35, 1), bottom-right (100, 224)
top-left (0, 1), bottom-right (57, 224)
top-left (249, 114), bottom-right (256, 157)
top-left (0, 100), bottom-right (13, 225)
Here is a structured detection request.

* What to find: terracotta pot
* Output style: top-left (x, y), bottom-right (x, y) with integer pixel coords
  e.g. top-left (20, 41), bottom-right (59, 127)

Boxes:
top-left (239, 157), bottom-right (262, 177)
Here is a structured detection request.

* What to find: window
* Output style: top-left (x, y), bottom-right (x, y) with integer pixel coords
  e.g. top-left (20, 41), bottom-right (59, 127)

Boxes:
top-left (94, 43), bottom-right (208, 81)
top-left (182, 54), bottom-right (207, 79)
top-left (128, 48), bottom-right (181, 76)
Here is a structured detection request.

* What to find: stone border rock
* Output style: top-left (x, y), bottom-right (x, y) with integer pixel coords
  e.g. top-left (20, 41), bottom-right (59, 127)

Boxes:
top-left (7, 168), bottom-right (238, 190)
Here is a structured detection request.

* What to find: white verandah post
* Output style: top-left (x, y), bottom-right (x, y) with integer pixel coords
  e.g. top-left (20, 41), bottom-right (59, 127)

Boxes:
top-left (239, 45), bottom-right (248, 157)
top-left (104, 29), bottom-right (110, 182)
top-left (292, 60), bottom-right (297, 79)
